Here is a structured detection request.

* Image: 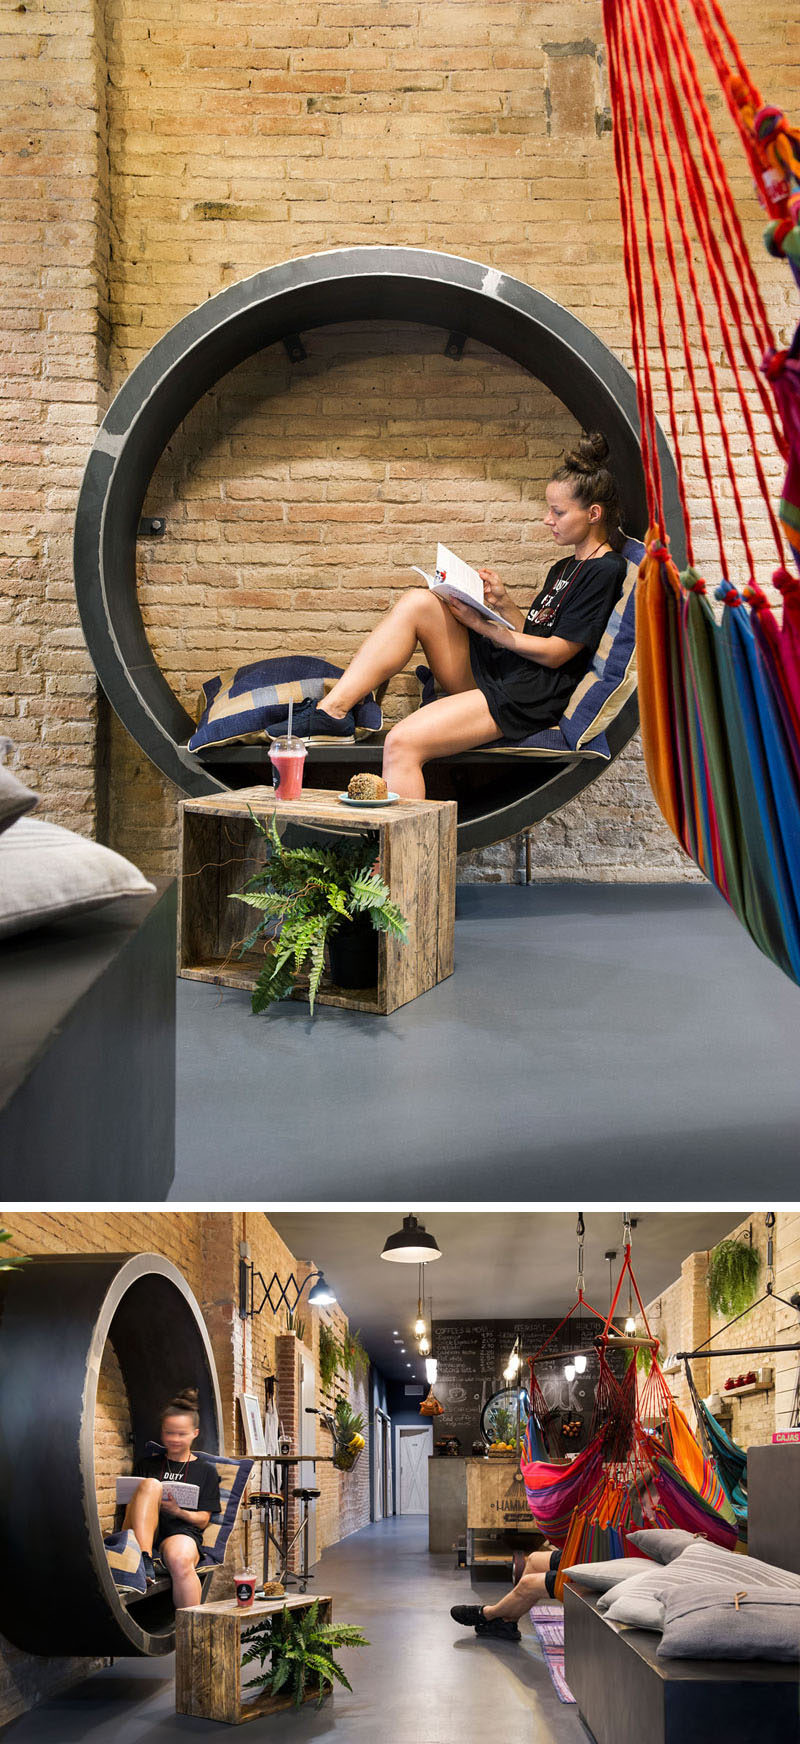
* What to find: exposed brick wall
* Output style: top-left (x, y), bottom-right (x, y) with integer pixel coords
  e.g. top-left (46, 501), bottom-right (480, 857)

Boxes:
top-left (644, 1212), bottom-right (800, 1447)
top-left (4, 2), bottom-right (798, 880)
top-left (0, 1212), bottom-right (372, 1723)
top-left (0, 0), bottom-right (109, 835)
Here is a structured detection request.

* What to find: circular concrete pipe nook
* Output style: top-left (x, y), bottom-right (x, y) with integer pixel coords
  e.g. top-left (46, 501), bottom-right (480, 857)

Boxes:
top-left (74, 246), bottom-right (685, 851)
top-left (0, 1252), bottom-right (223, 1657)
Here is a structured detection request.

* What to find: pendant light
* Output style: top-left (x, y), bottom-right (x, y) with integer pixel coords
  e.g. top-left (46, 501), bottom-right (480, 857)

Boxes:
top-left (380, 1213), bottom-right (442, 1263)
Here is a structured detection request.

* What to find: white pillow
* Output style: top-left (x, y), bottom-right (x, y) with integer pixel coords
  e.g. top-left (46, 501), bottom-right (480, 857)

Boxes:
top-left (599, 1565), bottom-right (670, 1630)
top-left (564, 1557), bottom-right (653, 1593)
top-left (0, 817), bottom-right (155, 938)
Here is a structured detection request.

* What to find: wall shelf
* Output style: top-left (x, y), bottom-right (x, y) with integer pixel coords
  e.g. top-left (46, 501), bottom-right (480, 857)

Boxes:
top-left (723, 1381), bottom-right (774, 1399)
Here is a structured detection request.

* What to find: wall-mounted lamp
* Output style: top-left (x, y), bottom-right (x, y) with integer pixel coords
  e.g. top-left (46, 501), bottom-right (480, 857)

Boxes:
top-left (238, 1242), bottom-right (336, 1319)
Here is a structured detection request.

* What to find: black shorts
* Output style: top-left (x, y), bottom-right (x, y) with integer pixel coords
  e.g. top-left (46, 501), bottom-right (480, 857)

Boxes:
top-left (155, 1518), bottom-right (203, 1553)
top-left (544, 1548), bottom-right (562, 1599)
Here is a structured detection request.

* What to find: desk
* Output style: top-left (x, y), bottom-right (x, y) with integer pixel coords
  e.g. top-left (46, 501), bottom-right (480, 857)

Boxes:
top-left (178, 787), bottom-right (456, 1014)
top-left (465, 1456), bottom-right (543, 1570)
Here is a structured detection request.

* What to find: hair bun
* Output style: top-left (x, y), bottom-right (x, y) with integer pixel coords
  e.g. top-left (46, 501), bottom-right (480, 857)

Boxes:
top-left (172, 1387), bottom-right (199, 1409)
top-left (562, 431), bottom-right (610, 475)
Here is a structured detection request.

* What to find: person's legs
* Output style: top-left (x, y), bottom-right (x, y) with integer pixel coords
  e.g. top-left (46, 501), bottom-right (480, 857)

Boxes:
top-left (321, 590), bottom-right (475, 719)
top-left (481, 1570), bottom-right (551, 1622)
top-left (159, 1533), bottom-right (202, 1608)
top-left (451, 1548), bottom-right (559, 1636)
top-left (382, 688), bottom-right (502, 798)
top-left (122, 1478), bottom-right (162, 1556)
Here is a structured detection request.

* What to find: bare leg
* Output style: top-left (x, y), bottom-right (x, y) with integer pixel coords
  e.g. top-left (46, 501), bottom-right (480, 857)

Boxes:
top-left (122, 1478), bottom-right (162, 1556)
top-left (322, 589), bottom-right (474, 717)
top-left (160, 1534), bottom-right (202, 1609)
top-left (382, 688), bottom-right (502, 799)
top-left (483, 1550), bottom-right (557, 1622)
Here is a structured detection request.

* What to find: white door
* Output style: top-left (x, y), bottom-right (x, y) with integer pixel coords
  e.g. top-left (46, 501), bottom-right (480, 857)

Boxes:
top-left (397, 1426), bottom-right (431, 1514)
top-left (298, 1347), bottom-right (317, 1565)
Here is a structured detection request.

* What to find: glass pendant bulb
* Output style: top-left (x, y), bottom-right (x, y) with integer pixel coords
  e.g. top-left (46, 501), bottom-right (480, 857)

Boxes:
top-left (574, 1353), bottom-right (587, 1375)
top-left (419, 1334), bottom-right (431, 1355)
top-left (564, 1362), bottom-right (576, 1382)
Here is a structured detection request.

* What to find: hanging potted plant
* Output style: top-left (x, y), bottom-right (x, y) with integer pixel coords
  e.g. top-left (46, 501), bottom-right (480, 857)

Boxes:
top-left (318, 1323), bottom-right (341, 1393)
top-left (707, 1236), bottom-right (762, 1316)
top-left (230, 813), bottom-right (408, 1013)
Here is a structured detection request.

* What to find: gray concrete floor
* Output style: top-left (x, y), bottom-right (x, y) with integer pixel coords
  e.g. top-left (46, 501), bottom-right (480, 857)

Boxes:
top-left (3, 1518), bottom-right (586, 1744)
top-left (173, 883), bottom-right (800, 1199)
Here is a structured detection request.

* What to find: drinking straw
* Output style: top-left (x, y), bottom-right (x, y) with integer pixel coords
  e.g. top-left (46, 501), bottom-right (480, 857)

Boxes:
top-left (287, 698), bottom-right (293, 741)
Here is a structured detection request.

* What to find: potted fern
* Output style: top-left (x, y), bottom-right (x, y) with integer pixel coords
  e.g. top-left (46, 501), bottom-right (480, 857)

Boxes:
top-left (241, 1600), bottom-right (368, 1709)
top-left (231, 813), bottom-right (408, 1014)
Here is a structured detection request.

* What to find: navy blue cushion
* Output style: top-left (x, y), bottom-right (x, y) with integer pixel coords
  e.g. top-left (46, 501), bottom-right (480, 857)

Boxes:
top-left (188, 655), bottom-right (382, 750)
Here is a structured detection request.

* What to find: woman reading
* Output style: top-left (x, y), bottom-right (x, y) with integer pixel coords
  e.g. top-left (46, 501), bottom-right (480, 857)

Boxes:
top-left (122, 1387), bottom-right (220, 1608)
top-left (284, 432), bottom-right (628, 799)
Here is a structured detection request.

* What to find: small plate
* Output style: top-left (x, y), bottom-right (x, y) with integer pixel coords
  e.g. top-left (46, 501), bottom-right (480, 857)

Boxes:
top-left (338, 792), bottom-right (400, 807)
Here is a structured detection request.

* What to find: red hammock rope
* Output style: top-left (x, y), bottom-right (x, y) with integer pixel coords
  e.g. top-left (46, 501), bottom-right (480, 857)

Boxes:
top-left (601, 0), bottom-right (789, 585)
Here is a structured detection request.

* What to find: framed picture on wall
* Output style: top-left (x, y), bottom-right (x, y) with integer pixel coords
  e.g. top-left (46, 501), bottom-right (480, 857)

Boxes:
top-left (237, 1391), bottom-right (267, 1456)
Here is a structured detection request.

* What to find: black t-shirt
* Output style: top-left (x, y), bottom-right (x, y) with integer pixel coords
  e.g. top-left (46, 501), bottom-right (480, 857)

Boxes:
top-left (134, 1452), bottom-right (221, 1548)
top-left (468, 551), bottom-right (627, 739)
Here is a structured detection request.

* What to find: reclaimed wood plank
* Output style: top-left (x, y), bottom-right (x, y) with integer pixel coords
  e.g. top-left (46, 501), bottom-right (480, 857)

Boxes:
top-left (437, 803), bottom-right (457, 980)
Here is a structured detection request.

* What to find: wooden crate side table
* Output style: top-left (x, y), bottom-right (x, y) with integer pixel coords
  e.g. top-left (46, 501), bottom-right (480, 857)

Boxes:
top-left (177, 787), bottom-right (456, 1015)
top-left (175, 1593), bottom-right (333, 1724)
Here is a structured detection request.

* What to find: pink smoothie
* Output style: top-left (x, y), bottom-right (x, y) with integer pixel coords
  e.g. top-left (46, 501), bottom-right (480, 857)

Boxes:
top-left (269, 740), bottom-right (306, 800)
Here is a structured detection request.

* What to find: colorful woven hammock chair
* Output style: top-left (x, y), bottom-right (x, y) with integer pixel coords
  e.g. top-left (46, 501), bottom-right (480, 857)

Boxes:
top-left (521, 1244), bottom-right (739, 1596)
top-left (682, 1359), bottom-right (749, 1532)
top-left (601, 0), bottom-right (800, 984)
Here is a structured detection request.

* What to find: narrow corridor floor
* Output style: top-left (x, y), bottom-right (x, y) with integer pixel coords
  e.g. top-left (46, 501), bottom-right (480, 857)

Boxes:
top-left (4, 1517), bottom-right (587, 1744)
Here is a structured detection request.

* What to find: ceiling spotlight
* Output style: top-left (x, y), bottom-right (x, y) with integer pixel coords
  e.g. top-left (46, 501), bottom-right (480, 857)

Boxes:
top-left (380, 1214), bottom-right (442, 1263)
top-left (574, 1354), bottom-right (587, 1375)
top-left (406, 1362), bottom-right (411, 1368)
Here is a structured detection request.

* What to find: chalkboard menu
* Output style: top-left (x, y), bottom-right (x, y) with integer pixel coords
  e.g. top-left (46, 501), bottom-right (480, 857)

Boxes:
top-left (432, 1318), bottom-right (612, 1452)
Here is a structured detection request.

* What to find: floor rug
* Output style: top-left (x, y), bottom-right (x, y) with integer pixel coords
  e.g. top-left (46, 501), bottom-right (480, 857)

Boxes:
top-left (529, 1605), bottom-right (574, 1704)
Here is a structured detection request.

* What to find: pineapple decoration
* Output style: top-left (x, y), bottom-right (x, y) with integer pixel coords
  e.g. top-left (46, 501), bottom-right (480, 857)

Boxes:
top-left (330, 1397), bottom-right (366, 1471)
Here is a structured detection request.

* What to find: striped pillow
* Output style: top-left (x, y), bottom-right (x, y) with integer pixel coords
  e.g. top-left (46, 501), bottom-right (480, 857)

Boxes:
top-left (200, 1452), bottom-right (253, 1564)
top-left (559, 561), bottom-right (638, 751)
top-left (187, 655), bottom-right (382, 750)
top-left (104, 1527), bottom-right (147, 1596)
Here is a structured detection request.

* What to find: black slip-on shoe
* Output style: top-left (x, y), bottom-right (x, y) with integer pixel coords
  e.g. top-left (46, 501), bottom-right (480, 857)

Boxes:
top-left (272, 701), bottom-right (356, 743)
top-left (475, 1616), bottom-right (522, 1643)
top-left (450, 1605), bottom-right (484, 1627)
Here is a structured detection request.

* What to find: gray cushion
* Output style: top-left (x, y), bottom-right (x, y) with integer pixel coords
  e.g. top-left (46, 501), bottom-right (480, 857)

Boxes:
top-left (0, 761), bottom-right (38, 837)
top-left (626, 1528), bottom-right (703, 1565)
top-left (0, 817), bottom-right (155, 938)
top-left (564, 1557), bottom-right (653, 1593)
top-left (658, 1586), bottom-right (800, 1661)
top-left (666, 1541), bottom-right (800, 1592)
top-left (597, 1565), bottom-right (668, 1630)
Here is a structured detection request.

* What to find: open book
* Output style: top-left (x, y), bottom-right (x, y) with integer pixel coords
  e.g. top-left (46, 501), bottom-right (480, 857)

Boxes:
top-left (116, 1475), bottom-right (200, 1509)
top-left (411, 543), bottom-right (514, 630)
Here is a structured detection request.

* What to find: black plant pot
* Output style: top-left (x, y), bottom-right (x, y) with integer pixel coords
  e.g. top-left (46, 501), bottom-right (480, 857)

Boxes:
top-left (328, 913), bottom-right (379, 989)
